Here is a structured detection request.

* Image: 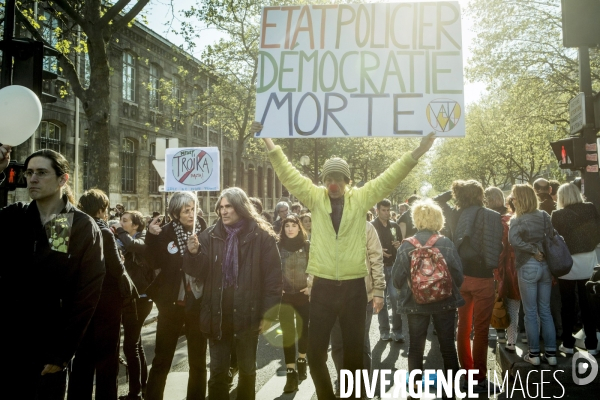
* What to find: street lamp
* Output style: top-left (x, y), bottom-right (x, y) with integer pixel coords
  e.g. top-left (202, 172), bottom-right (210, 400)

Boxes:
top-left (300, 155), bottom-right (310, 167)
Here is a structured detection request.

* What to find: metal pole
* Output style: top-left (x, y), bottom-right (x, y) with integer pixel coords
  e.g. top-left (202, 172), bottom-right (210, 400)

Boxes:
top-left (74, 27), bottom-right (81, 197)
top-left (579, 46), bottom-right (600, 212)
top-left (1, 0), bottom-right (16, 88)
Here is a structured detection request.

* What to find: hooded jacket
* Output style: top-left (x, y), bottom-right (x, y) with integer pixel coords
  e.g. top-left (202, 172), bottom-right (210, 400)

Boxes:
top-left (268, 146), bottom-right (418, 280)
top-left (182, 219), bottom-right (282, 339)
top-left (0, 199), bottom-right (105, 367)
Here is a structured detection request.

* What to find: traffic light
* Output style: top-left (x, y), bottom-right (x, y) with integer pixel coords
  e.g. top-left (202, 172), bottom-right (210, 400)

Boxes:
top-left (561, 0), bottom-right (600, 48)
top-left (550, 137), bottom-right (587, 169)
top-left (11, 38), bottom-right (59, 103)
top-left (0, 161), bottom-right (27, 190)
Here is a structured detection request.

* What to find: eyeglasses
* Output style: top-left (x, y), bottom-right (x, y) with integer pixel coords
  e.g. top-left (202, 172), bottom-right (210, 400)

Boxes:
top-left (24, 169), bottom-right (55, 179)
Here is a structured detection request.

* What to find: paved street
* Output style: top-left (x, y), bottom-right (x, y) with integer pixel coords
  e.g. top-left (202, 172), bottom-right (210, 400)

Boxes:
top-left (116, 305), bottom-right (504, 400)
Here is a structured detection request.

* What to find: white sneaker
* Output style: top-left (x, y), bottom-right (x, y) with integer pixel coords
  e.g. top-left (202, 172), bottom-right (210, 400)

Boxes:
top-left (505, 343), bottom-right (516, 352)
top-left (559, 344), bottom-right (574, 354)
top-left (524, 354), bottom-right (540, 366)
top-left (588, 349), bottom-right (599, 356)
top-left (543, 353), bottom-right (557, 366)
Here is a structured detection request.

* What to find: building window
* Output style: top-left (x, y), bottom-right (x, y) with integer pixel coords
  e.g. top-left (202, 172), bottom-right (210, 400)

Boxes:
top-left (258, 166), bottom-right (264, 198)
top-left (267, 169), bottom-right (273, 198)
top-left (149, 143), bottom-right (160, 194)
top-left (210, 131), bottom-right (219, 146)
top-left (149, 64), bottom-right (160, 110)
top-left (80, 52), bottom-right (90, 89)
top-left (172, 75), bottom-right (181, 115)
top-left (247, 164), bottom-right (255, 197)
top-left (193, 125), bottom-right (203, 138)
top-left (123, 52), bottom-right (136, 102)
top-left (38, 121), bottom-right (61, 152)
top-left (121, 138), bottom-right (136, 193)
top-left (41, 11), bottom-right (60, 74)
top-left (223, 159), bottom-right (232, 188)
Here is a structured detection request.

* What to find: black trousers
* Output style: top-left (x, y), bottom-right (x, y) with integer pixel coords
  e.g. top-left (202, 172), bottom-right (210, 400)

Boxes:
top-left (145, 305), bottom-right (207, 400)
top-left (279, 292), bottom-right (310, 364)
top-left (9, 363), bottom-right (67, 400)
top-left (308, 278), bottom-right (366, 400)
top-left (67, 293), bottom-right (122, 400)
top-left (122, 297), bottom-right (154, 397)
top-left (559, 279), bottom-right (598, 349)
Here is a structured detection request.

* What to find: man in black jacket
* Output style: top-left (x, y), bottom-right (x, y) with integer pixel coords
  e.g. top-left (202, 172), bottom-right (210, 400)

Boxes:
top-left (185, 187), bottom-right (282, 400)
top-left (0, 146), bottom-right (105, 399)
top-left (371, 199), bottom-right (404, 342)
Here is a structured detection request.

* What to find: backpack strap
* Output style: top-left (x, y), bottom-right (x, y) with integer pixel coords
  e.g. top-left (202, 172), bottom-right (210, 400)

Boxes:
top-left (424, 234), bottom-right (442, 247)
top-left (404, 236), bottom-right (421, 248)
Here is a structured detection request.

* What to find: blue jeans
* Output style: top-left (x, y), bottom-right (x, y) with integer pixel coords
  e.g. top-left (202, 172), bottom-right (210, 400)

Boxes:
top-left (378, 267), bottom-right (402, 334)
top-left (517, 259), bottom-right (556, 354)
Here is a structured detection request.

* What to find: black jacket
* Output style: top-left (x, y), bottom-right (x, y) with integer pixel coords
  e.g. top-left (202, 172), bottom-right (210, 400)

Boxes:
top-left (96, 219), bottom-right (125, 295)
top-left (116, 228), bottom-right (154, 294)
top-left (551, 202), bottom-right (600, 255)
top-left (371, 218), bottom-right (401, 266)
top-left (537, 192), bottom-right (556, 216)
top-left (183, 219), bottom-right (282, 339)
top-left (393, 230), bottom-right (465, 314)
top-left (145, 222), bottom-right (201, 312)
top-left (453, 206), bottom-right (503, 278)
top-left (0, 199), bottom-right (105, 367)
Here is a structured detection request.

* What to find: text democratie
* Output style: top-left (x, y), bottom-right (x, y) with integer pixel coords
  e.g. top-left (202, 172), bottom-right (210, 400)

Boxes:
top-left (255, 3), bottom-right (465, 138)
top-left (338, 369), bottom-right (567, 399)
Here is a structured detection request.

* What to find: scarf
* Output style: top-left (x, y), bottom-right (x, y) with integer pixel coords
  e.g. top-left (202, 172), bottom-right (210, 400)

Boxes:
top-left (281, 233), bottom-right (305, 252)
top-left (173, 220), bottom-right (203, 300)
top-left (222, 219), bottom-right (246, 288)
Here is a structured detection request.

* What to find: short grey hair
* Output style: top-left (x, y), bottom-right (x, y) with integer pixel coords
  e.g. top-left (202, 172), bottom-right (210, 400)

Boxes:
top-left (168, 192), bottom-right (197, 220)
top-left (557, 183), bottom-right (583, 210)
top-left (484, 187), bottom-right (505, 210)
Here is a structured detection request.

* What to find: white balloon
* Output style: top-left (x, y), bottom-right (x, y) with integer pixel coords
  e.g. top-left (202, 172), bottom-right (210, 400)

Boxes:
top-left (0, 85), bottom-right (43, 146)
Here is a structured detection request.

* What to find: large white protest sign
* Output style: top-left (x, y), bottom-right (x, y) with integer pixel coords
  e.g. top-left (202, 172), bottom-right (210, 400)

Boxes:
top-left (165, 147), bottom-right (220, 192)
top-left (255, 2), bottom-right (464, 138)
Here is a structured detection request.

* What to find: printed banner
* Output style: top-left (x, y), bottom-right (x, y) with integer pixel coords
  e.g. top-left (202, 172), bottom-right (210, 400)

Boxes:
top-left (255, 2), bottom-right (464, 138)
top-left (165, 147), bottom-right (220, 192)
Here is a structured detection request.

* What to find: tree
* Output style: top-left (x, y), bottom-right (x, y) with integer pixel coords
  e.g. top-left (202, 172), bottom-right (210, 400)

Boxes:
top-left (11, 0), bottom-right (153, 192)
top-left (429, 76), bottom-right (566, 192)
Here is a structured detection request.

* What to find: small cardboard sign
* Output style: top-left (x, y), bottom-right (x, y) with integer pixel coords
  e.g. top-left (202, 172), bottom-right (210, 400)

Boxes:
top-left (165, 147), bottom-right (220, 192)
top-left (586, 165), bottom-right (598, 173)
top-left (585, 143), bottom-right (597, 152)
top-left (586, 153), bottom-right (598, 162)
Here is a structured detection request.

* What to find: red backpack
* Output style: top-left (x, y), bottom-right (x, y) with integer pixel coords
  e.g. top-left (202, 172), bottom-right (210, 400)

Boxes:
top-left (405, 235), bottom-right (453, 304)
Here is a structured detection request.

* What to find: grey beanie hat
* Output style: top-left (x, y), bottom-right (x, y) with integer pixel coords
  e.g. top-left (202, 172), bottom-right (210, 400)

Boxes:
top-left (320, 157), bottom-right (351, 180)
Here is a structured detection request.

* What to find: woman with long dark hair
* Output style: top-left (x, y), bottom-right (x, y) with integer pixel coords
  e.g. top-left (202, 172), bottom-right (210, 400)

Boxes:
top-left (113, 210), bottom-right (155, 400)
top-left (278, 215), bottom-right (310, 393)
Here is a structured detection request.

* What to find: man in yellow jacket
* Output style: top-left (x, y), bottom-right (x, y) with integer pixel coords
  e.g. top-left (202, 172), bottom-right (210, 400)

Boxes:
top-left (254, 122), bottom-right (434, 399)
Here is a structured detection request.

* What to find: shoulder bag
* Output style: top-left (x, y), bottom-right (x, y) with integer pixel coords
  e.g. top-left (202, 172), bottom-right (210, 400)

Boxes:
top-left (542, 213), bottom-right (573, 278)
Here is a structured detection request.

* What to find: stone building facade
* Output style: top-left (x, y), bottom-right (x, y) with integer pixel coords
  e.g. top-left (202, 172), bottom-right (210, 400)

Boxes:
top-left (9, 19), bottom-right (282, 219)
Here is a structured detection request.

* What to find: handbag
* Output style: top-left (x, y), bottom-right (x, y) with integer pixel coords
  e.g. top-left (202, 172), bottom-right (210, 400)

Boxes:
top-left (542, 213), bottom-right (573, 278)
top-left (490, 296), bottom-right (511, 329)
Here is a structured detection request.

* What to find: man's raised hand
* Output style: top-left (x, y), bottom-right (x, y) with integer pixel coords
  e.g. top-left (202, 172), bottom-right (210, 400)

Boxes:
top-left (252, 122), bottom-right (275, 151)
top-left (411, 132), bottom-right (436, 160)
top-left (148, 216), bottom-right (163, 236)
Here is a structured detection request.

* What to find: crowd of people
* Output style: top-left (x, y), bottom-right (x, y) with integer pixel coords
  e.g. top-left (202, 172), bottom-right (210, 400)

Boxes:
top-left (2, 128), bottom-right (600, 400)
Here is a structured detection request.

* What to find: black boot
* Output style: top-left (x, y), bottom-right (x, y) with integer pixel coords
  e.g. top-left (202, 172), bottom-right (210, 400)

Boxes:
top-left (283, 368), bottom-right (298, 393)
top-left (297, 357), bottom-right (307, 380)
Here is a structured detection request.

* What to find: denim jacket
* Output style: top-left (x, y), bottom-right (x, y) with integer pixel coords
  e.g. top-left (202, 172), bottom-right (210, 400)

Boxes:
top-left (393, 230), bottom-right (465, 314)
top-left (279, 242), bottom-right (310, 294)
top-left (508, 210), bottom-right (553, 269)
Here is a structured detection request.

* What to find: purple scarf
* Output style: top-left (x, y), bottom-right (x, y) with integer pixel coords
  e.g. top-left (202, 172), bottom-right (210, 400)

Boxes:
top-left (222, 219), bottom-right (246, 288)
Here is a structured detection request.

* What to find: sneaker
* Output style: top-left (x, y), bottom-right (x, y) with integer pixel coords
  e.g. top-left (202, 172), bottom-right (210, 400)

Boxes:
top-left (380, 332), bottom-right (392, 341)
top-left (588, 349), bottom-right (599, 356)
top-left (505, 343), bottom-right (516, 352)
top-left (559, 344), bottom-right (574, 355)
top-left (543, 353), bottom-right (557, 366)
top-left (283, 369), bottom-right (298, 393)
top-left (524, 353), bottom-right (540, 366)
top-left (392, 332), bottom-right (406, 343)
top-left (297, 357), bottom-right (307, 380)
